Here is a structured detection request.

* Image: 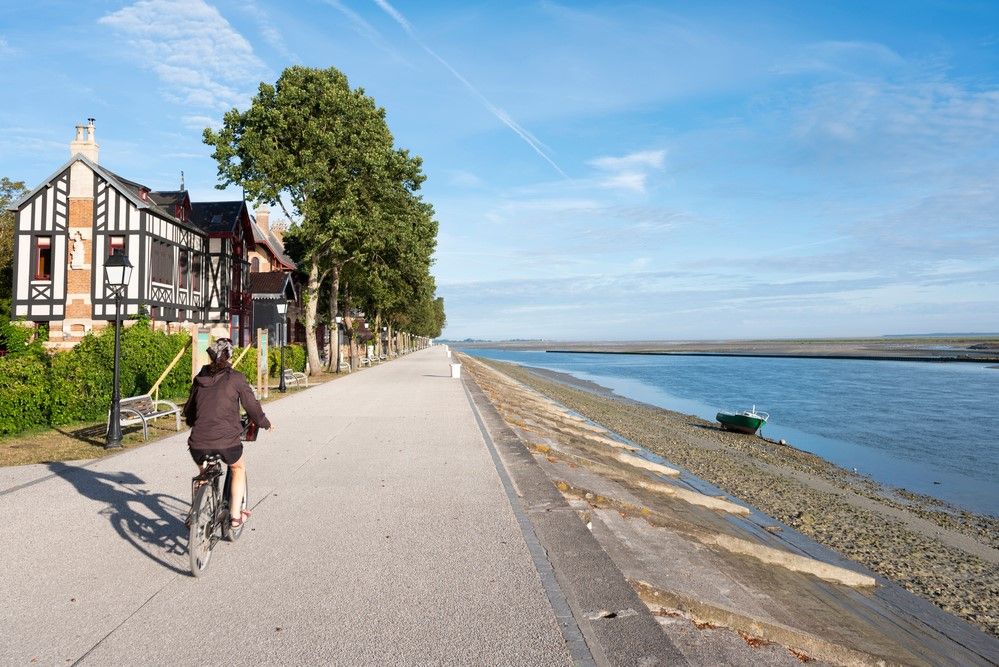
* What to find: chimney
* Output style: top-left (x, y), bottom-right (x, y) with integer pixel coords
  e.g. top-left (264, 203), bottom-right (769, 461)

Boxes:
top-left (255, 204), bottom-right (270, 234)
top-left (69, 118), bottom-right (99, 163)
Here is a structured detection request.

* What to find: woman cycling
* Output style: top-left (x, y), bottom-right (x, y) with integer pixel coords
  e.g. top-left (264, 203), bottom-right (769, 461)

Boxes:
top-left (183, 338), bottom-right (271, 529)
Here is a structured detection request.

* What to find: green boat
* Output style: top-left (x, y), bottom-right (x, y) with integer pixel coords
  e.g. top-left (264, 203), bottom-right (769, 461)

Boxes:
top-left (716, 406), bottom-right (769, 435)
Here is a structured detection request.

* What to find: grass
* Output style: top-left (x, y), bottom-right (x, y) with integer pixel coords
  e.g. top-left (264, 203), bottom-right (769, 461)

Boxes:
top-left (0, 367), bottom-right (356, 467)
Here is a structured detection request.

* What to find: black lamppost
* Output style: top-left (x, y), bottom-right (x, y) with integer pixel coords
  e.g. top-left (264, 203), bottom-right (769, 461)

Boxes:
top-left (335, 315), bottom-right (343, 372)
top-left (277, 299), bottom-right (288, 392)
top-left (105, 249), bottom-right (133, 449)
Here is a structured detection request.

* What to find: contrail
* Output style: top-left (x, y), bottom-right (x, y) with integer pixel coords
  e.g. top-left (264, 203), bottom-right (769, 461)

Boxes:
top-left (372, 0), bottom-right (568, 179)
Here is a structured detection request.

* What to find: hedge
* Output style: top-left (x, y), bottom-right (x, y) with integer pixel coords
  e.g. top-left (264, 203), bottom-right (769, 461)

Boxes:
top-left (1, 321), bottom-right (305, 437)
top-left (0, 356), bottom-right (50, 435)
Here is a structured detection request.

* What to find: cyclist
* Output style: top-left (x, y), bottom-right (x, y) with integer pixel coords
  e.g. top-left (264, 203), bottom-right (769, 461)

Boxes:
top-left (183, 338), bottom-right (272, 529)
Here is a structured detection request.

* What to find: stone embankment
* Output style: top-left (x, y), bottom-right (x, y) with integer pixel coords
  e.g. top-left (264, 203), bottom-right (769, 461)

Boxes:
top-left (460, 353), bottom-right (999, 666)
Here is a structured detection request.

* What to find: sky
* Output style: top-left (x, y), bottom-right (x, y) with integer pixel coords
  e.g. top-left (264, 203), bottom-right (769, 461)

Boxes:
top-left (1, 0), bottom-right (997, 340)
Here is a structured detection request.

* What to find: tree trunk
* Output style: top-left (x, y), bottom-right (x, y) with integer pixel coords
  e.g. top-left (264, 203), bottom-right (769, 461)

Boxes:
top-left (344, 281), bottom-right (356, 370)
top-left (374, 312), bottom-right (381, 358)
top-left (325, 266), bottom-right (340, 372)
top-left (304, 259), bottom-right (322, 376)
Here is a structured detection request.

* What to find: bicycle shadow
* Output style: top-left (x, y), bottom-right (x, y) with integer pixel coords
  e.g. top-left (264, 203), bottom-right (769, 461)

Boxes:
top-left (47, 462), bottom-right (190, 575)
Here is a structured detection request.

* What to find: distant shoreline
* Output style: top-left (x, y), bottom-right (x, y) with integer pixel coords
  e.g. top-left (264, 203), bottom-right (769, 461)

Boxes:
top-left (546, 349), bottom-right (999, 363)
top-left (452, 337), bottom-right (999, 363)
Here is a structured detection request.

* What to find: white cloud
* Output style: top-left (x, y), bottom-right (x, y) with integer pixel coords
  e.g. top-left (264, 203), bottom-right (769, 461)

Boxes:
top-left (587, 149), bottom-right (666, 193)
top-left (181, 114), bottom-right (220, 131)
top-left (99, 0), bottom-right (266, 111)
top-left (774, 40), bottom-right (904, 77)
top-left (448, 170), bottom-right (485, 188)
top-left (0, 36), bottom-right (12, 56)
top-left (240, 0), bottom-right (299, 63)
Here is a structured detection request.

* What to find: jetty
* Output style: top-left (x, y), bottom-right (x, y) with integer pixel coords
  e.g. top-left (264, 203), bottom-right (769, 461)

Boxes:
top-left (1, 348), bottom-right (996, 665)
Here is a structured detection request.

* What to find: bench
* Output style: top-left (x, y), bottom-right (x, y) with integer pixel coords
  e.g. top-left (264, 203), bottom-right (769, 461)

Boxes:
top-left (110, 394), bottom-right (181, 441)
top-left (337, 361), bottom-right (351, 372)
top-left (283, 368), bottom-right (308, 387)
top-left (359, 356), bottom-right (372, 367)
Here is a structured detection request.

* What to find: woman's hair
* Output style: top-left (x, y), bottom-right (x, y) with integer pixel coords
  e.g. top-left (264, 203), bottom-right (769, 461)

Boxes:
top-left (207, 338), bottom-right (234, 373)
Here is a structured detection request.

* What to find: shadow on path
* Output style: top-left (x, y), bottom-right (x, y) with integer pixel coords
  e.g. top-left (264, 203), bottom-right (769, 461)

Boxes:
top-left (47, 462), bottom-right (189, 575)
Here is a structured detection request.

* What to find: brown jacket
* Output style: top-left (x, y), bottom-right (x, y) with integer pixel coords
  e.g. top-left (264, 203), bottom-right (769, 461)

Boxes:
top-left (184, 364), bottom-right (270, 450)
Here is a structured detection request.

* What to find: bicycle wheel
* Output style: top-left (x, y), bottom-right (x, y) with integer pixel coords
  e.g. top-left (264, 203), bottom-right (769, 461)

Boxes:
top-left (222, 470), bottom-right (249, 542)
top-left (188, 483), bottom-right (214, 577)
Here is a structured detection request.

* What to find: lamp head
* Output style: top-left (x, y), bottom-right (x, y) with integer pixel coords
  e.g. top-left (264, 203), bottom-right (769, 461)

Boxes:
top-left (104, 249), bottom-right (133, 287)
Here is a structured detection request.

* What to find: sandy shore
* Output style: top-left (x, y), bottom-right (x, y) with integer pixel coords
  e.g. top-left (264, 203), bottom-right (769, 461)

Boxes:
top-left (475, 357), bottom-right (999, 639)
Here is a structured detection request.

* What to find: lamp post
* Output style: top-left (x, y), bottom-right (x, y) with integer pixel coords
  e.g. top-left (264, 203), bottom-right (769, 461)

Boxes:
top-left (105, 249), bottom-right (133, 449)
top-left (276, 299), bottom-right (288, 392)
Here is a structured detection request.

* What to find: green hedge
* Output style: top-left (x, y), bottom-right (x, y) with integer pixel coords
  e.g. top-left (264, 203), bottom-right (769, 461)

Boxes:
top-left (0, 356), bottom-right (50, 435)
top-left (268, 343), bottom-right (306, 376)
top-left (49, 321), bottom-right (192, 425)
top-left (0, 323), bottom-right (309, 437)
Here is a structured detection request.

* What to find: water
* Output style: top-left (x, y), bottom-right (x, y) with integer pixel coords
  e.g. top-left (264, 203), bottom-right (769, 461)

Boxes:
top-left (460, 348), bottom-right (999, 516)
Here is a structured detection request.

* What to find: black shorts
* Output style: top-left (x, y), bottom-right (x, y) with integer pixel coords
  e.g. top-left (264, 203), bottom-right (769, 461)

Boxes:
top-left (189, 445), bottom-right (243, 466)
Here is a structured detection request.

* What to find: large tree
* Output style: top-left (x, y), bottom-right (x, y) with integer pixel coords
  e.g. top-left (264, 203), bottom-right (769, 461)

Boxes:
top-left (204, 66), bottom-right (409, 374)
top-left (1, 177), bottom-right (28, 318)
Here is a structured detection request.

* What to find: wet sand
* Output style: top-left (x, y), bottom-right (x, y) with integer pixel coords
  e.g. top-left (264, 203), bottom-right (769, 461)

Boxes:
top-left (477, 358), bottom-right (999, 638)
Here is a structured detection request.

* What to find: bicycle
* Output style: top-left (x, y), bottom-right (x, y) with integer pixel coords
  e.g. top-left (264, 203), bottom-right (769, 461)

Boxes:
top-left (187, 453), bottom-right (249, 577)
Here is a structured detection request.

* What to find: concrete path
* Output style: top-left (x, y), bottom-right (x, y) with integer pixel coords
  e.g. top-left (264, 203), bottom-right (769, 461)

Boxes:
top-left (0, 348), bottom-right (576, 666)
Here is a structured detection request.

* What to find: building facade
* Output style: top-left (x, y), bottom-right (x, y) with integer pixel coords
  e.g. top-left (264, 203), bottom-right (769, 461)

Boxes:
top-left (6, 121), bottom-right (261, 348)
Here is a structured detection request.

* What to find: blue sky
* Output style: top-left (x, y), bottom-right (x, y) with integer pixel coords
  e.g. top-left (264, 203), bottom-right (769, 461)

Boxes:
top-left (1, 1), bottom-right (997, 340)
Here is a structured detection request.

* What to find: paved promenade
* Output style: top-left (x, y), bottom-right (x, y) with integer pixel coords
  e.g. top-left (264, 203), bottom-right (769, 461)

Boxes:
top-left (0, 348), bottom-right (577, 665)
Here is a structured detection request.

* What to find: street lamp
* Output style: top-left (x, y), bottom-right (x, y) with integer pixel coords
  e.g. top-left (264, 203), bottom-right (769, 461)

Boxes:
top-left (276, 299), bottom-right (288, 392)
top-left (335, 315), bottom-right (343, 373)
top-left (105, 249), bottom-right (133, 449)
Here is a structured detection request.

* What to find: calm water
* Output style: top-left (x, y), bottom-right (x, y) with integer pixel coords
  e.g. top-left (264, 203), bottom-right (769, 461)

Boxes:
top-left (461, 348), bottom-right (999, 516)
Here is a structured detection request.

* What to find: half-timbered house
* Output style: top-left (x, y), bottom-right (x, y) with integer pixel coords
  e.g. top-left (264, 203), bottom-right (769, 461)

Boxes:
top-left (6, 122), bottom-right (212, 348)
top-left (189, 201), bottom-right (255, 346)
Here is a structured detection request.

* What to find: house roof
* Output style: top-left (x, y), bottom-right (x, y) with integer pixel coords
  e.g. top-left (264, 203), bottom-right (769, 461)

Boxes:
top-left (249, 217), bottom-right (296, 270)
top-left (6, 154), bottom-right (203, 234)
top-left (248, 271), bottom-right (297, 300)
top-left (191, 201), bottom-right (244, 234)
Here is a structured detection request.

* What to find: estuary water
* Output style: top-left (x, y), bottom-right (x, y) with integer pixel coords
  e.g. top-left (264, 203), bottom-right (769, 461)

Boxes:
top-left (460, 348), bottom-right (999, 516)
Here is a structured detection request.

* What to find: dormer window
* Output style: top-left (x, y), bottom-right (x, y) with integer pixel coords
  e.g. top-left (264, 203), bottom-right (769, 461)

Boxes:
top-left (139, 189), bottom-right (149, 201)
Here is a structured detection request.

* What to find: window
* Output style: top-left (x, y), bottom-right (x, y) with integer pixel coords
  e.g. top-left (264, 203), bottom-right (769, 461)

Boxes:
top-left (251, 257), bottom-right (260, 273)
top-left (151, 240), bottom-right (174, 285)
top-left (34, 236), bottom-right (52, 281)
top-left (178, 249), bottom-right (189, 289)
top-left (192, 252), bottom-right (202, 293)
top-left (108, 235), bottom-right (126, 256)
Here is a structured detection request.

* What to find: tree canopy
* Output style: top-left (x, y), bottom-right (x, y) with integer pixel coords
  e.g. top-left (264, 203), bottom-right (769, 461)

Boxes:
top-left (204, 66), bottom-right (444, 371)
top-left (1, 177), bottom-right (28, 319)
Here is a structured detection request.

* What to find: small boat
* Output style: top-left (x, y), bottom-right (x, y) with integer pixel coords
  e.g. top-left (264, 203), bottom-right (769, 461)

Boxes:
top-left (716, 405), bottom-right (769, 435)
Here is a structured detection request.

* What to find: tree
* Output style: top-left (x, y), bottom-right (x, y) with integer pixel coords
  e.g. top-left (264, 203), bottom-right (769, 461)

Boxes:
top-left (204, 66), bottom-right (406, 374)
top-left (1, 177), bottom-right (28, 319)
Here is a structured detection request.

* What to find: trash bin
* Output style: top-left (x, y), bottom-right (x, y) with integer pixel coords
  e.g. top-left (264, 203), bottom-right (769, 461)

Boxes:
top-left (450, 363), bottom-right (462, 379)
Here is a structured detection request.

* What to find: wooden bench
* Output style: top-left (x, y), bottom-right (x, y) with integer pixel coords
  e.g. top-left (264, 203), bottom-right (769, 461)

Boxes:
top-left (282, 368), bottom-right (308, 387)
top-left (110, 394), bottom-right (181, 441)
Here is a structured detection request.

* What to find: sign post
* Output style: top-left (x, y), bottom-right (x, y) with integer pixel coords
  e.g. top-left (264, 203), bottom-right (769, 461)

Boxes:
top-left (191, 326), bottom-right (213, 380)
top-left (257, 328), bottom-right (269, 398)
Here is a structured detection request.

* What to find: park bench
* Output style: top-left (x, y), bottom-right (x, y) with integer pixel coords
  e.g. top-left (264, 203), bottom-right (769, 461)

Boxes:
top-left (282, 368), bottom-right (308, 387)
top-left (110, 394), bottom-right (181, 441)
top-left (359, 356), bottom-right (372, 367)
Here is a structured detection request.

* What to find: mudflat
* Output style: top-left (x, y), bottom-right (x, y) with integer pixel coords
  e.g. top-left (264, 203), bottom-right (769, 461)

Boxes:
top-left (458, 337), bottom-right (999, 362)
top-left (467, 355), bottom-right (999, 642)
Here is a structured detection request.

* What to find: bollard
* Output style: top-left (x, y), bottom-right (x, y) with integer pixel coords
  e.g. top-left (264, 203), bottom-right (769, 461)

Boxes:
top-left (450, 363), bottom-right (462, 379)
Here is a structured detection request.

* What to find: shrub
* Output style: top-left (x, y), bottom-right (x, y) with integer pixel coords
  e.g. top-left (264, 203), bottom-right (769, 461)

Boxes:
top-left (49, 322), bottom-right (192, 425)
top-left (232, 346), bottom-right (259, 385)
top-left (0, 356), bottom-right (49, 435)
top-left (267, 343), bottom-right (306, 377)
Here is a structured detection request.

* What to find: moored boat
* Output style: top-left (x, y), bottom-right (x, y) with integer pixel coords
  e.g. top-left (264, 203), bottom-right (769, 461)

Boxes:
top-left (716, 405), bottom-right (769, 435)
